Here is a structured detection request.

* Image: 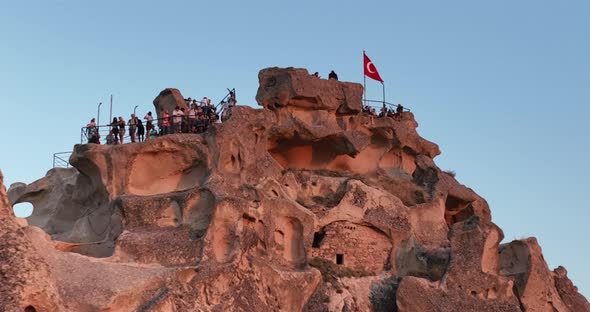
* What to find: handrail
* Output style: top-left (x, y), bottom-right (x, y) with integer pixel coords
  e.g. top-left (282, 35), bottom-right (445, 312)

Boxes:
top-left (80, 109), bottom-right (222, 144)
top-left (363, 99), bottom-right (411, 112)
top-left (53, 152), bottom-right (72, 168)
top-left (215, 88), bottom-right (236, 110)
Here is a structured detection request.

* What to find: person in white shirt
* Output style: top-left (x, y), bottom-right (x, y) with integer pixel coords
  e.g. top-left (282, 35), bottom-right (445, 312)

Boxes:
top-left (172, 106), bottom-right (184, 133)
top-left (144, 112), bottom-right (154, 139)
top-left (86, 118), bottom-right (99, 143)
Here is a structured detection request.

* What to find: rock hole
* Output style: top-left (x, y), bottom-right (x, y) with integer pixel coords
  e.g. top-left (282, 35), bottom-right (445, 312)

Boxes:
top-left (336, 254), bottom-right (344, 265)
top-left (450, 205), bottom-right (475, 224)
top-left (470, 290), bottom-right (477, 296)
top-left (271, 189), bottom-right (279, 197)
top-left (12, 202), bottom-right (33, 218)
top-left (445, 194), bottom-right (470, 212)
top-left (24, 306), bottom-right (37, 312)
top-left (274, 230), bottom-right (285, 245)
top-left (242, 214), bottom-right (256, 223)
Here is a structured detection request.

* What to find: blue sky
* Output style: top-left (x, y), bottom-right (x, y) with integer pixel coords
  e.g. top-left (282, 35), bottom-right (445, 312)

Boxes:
top-left (1, 0), bottom-right (588, 296)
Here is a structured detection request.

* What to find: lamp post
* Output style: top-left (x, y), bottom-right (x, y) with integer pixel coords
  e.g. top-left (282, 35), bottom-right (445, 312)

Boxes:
top-left (133, 105), bottom-right (138, 116)
top-left (97, 102), bottom-right (102, 126)
top-left (109, 94), bottom-right (113, 125)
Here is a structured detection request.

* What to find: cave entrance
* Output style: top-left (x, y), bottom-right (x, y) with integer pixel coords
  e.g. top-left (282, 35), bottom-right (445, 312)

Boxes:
top-left (312, 229), bottom-right (326, 248)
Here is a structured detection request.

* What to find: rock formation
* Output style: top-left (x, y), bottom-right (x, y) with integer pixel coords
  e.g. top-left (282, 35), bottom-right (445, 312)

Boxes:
top-left (2, 67), bottom-right (588, 311)
top-left (153, 88), bottom-right (188, 126)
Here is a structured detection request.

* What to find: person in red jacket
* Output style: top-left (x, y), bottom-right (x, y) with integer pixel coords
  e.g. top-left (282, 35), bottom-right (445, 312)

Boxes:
top-left (162, 111), bottom-right (170, 135)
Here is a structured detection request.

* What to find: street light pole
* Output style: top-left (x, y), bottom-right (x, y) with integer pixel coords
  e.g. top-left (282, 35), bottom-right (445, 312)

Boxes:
top-left (134, 105), bottom-right (138, 116)
top-left (109, 94), bottom-right (113, 124)
top-left (97, 102), bottom-right (102, 126)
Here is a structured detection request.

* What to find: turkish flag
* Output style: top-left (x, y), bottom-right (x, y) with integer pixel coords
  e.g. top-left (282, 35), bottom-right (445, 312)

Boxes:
top-left (364, 52), bottom-right (384, 83)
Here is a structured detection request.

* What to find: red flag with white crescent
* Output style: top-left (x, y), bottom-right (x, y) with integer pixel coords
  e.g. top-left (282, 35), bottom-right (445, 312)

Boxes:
top-left (364, 52), bottom-right (384, 83)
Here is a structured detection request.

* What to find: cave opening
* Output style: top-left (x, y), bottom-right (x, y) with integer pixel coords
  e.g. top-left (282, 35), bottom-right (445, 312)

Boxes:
top-left (312, 229), bottom-right (326, 248)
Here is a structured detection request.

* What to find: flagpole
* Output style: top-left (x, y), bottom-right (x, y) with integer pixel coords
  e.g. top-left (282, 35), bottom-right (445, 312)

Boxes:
top-left (363, 50), bottom-right (366, 107)
top-left (382, 82), bottom-right (385, 107)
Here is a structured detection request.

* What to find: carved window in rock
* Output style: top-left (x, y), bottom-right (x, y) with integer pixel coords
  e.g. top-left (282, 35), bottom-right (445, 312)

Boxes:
top-left (336, 254), bottom-right (344, 265)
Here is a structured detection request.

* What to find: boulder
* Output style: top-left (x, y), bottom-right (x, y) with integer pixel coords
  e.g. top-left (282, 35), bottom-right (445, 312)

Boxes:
top-left (256, 67), bottom-right (362, 114)
top-left (152, 88), bottom-right (188, 125)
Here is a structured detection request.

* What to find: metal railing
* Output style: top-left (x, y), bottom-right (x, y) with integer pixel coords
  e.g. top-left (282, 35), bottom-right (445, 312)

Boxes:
top-left (80, 88), bottom-right (237, 145)
top-left (53, 152), bottom-right (72, 168)
top-left (81, 114), bottom-right (222, 144)
top-left (216, 88), bottom-right (236, 110)
top-left (363, 99), bottom-right (411, 112)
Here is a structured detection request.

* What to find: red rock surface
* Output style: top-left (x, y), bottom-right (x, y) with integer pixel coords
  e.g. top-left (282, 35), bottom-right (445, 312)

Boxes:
top-left (3, 67), bottom-right (588, 311)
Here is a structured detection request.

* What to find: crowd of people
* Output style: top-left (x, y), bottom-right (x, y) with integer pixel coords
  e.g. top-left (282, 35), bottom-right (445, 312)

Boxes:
top-left (85, 92), bottom-right (237, 145)
top-left (362, 103), bottom-right (405, 125)
top-left (84, 87), bottom-right (406, 145)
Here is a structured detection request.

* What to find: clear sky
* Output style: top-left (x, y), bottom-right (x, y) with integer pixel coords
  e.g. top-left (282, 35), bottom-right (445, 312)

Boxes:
top-left (1, 0), bottom-right (588, 296)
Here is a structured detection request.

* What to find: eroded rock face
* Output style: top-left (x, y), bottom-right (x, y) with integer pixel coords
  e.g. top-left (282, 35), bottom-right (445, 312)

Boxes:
top-left (0, 171), bottom-right (66, 312)
top-left (554, 266), bottom-right (590, 312)
top-left (3, 67), bottom-right (588, 311)
top-left (8, 167), bottom-right (117, 257)
top-left (396, 217), bottom-right (522, 312)
top-left (499, 238), bottom-right (571, 311)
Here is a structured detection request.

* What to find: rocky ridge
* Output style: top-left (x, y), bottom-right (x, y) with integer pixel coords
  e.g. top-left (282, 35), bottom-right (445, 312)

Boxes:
top-left (2, 67), bottom-right (588, 311)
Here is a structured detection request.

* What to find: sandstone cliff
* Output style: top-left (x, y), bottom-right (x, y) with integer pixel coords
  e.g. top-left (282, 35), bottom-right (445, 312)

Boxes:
top-left (2, 67), bottom-right (588, 312)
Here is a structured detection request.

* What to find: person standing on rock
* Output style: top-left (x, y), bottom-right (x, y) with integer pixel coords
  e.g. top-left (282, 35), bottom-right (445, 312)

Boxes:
top-left (394, 104), bottom-right (404, 120)
top-left (118, 117), bottom-right (126, 144)
top-left (172, 106), bottom-right (184, 134)
top-left (86, 118), bottom-right (96, 137)
top-left (328, 70), bottom-right (338, 80)
top-left (380, 103), bottom-right (387, 118)
top-left (110, 117), bottom-right (119, 144)
top-left (227, 92), bottom-right (236, 107)
top-left (196, 105), bottom-right (205, 132)
top-left (137, 118), bottom-right (145, 142)
top-left (202, 97), bottom-right (211, 106)
top-left (188, 103), bottom-right (197, 133)
top-left (86, 118), bottom-right (100, 144)
top-left (128, 114), bottom-right (137, 143)
top-left (180, 107), bottom-right (189, 133)
top-left (161, 111), bottom-right (170, 135)
top-left (144, 112), bottom-right (154, 139)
